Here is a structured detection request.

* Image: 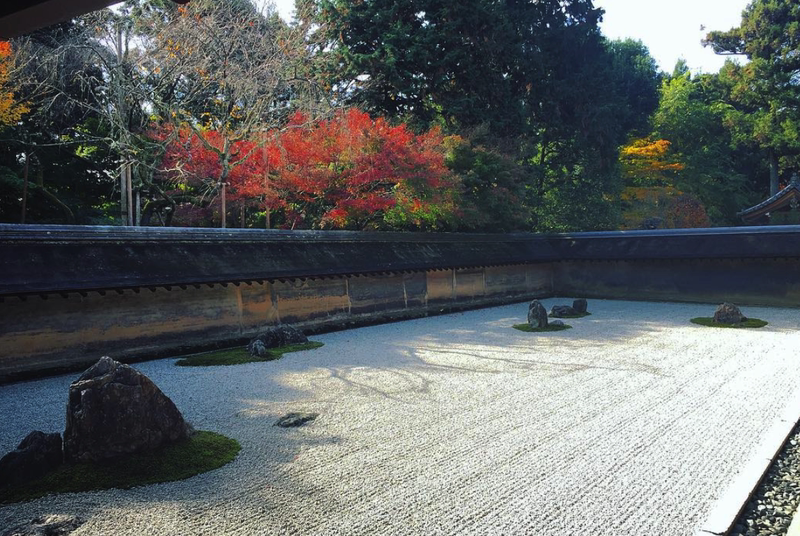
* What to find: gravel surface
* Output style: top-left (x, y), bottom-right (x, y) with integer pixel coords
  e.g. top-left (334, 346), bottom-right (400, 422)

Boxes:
top-left (2, 298), bottom-right (800, 536)
top-left (731, 426), bottom-right (800, 536)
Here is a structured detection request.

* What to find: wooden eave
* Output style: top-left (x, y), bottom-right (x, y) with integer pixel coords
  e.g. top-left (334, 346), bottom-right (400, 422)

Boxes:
top-left (738, 182), bottom-right (800, 224)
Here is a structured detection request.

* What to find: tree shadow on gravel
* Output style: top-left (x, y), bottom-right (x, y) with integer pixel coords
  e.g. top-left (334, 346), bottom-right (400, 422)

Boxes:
top-left (403, 345), bottom-right (668, 378)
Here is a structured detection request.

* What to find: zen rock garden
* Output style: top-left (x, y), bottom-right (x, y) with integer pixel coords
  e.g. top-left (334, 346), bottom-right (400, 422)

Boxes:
top-left (692, 303), bottom-right (769, 329)
top-left (0, 356), bottom-right (240, 506)
top-left (248, 325), bottom-right (309, 358)
top-left (64, 357), bottom-right (192, 463)
top-left (0, 324), bottom-right (321, 508)
top-left (0, 357), bottom-right (192, 488)
top-left (518, 298), bottom-right (591, 333)
top-left (1, 300), bottom-right (798, 536)
top-left (176, 325), bottom-right (322, 367)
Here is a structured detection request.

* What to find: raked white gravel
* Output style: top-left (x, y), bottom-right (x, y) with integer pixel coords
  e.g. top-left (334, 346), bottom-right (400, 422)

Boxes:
top-left (2, 298), bottom-right (800, 536)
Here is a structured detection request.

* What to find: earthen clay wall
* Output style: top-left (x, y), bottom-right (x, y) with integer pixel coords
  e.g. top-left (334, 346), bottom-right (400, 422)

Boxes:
top-left (0, 264), bottom-right (553, 382)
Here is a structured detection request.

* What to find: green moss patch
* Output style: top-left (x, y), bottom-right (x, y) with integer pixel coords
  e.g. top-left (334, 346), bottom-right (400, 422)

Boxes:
top-left (548, 312), bottom-right (592, 319)
top-left (175, 341), bottom-right (324, 366)
top-left (690, 317), bottom-right (768, 329)
top-left (513, 323), bottom-right (572, 333)
top-left (0, 431), bottom-right (240, 504)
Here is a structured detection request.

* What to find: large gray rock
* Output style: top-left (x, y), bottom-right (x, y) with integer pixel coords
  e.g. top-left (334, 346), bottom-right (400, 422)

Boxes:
top-left (551, 305), bottom-right (578, 318)
top-left (248, 325), bottom-right (308, 357)
top-left (0, 431), bottom-right (62, 488)
top-left (527, 300), bottom-right (548, 329)
top-left (1, 515), bottom-right (83, 536)
top-left (713, 303), bottom-right (745, 324)
top-left (572, 299), bottom-right (588, 314)
top-left (64, 357), bottom-right (191, 463)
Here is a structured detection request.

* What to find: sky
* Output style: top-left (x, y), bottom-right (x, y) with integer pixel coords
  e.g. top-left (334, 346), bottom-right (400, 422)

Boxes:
top-left (594, 0), bottom-right (751, 73)
top-left (268, 0), bottom-right (752, 74)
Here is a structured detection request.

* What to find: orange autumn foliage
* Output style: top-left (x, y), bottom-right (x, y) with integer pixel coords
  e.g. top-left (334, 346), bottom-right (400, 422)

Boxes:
top-left (618, 137), bottom-right (709, 229)
top-left (0, 41), bottom-right (28, 126)
top-left (153, 109), bottom-right (462, 230)
top-left (240, 109), bottom-right (461, 230)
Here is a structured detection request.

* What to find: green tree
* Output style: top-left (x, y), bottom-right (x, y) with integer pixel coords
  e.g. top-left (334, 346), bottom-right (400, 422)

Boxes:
top-left (306, 0), bottom-right (644, 232)
top-left (705, 0), bottom-right (800, 194)
top-left (606, 39), bottom-right (662, 137)
top-left (651, 72), bottom-right (758, 223)
top-left (304, 0), bottom-right (518, 133)
top-left (0, 22), bottom-right (118, 225)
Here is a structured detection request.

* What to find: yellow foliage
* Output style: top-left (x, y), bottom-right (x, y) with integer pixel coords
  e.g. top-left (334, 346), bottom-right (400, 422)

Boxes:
top-left (620, 138), bottom-right (671, 158)
top-left (619, 137), bottom-right (685, 187)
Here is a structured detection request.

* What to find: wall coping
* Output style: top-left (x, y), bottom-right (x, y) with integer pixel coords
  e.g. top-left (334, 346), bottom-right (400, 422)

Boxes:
top-left (2, 224), bottom-right (800, 297)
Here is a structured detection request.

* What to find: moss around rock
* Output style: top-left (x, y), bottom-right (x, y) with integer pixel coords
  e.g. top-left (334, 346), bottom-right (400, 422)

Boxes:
top-left (0, 431), bottom-right (240, 504)
top-left (548, 312), bottom-right (592, 319)
top-left (175, 341), bottom-right (324, 367)
top-left (690, 317), bottom-right (768, 328)
top-left (513, 323), bottom-right (572, 333)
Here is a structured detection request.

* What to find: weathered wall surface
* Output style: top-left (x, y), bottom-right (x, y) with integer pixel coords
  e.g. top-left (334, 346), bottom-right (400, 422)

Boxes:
top-left (4, 224), bottom-right (800, 383)
top-left (0, 265), bottom-right (553, 382)
top-left (555, 258), bottom-right (800, 307)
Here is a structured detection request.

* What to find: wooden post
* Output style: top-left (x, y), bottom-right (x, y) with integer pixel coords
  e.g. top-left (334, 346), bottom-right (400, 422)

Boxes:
top-left (126, 163), bottom-right (133, 226)
top-left (20, 151), bottom-right (29, 224)
top-left (221, 182), bottom-right (227, 229)
top-left (120, 164), bottom-right (128, 225)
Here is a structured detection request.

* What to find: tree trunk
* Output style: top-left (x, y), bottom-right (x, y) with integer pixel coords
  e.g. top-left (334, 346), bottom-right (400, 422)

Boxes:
top-left (35, 161), bottom-right (75, 224)
top-left (263, 144), bottom-right (270, 229)
top-left (20, 151), bottom-right (29, 224)
top-left (769, 150), bottom-right (779, 196)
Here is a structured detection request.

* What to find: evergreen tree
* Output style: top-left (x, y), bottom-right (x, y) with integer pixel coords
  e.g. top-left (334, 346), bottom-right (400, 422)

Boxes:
top-left (705, 0), bottom-right (800, 194)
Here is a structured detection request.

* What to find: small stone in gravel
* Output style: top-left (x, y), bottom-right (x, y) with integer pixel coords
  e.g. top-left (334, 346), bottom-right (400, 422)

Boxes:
top-left (274, 412), bottom-right (319, 428)
top-left (0, 514), bottom-right (84, 536)
top-left (550, 320), bottom-right (566, 327)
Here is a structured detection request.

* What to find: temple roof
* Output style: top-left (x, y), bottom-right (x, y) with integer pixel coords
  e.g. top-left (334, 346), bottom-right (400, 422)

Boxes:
top-left (0, 0), bottom-right (122, 38)
top-left (738, 174), bottom-right (800, 224)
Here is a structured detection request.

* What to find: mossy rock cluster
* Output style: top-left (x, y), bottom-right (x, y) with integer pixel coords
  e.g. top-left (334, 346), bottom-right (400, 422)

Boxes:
top-left (548, 312), bottom-right (592, 319)
top-left (176, 341), bottom-right (324, 366)
top-left (0, 431), bottom-right (240, 504)
top-left (690, 317), bottom-right (768, 329)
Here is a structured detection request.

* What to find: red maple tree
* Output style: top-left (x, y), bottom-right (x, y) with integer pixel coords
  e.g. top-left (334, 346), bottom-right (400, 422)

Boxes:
top-left (242, 109), bottom-right (462, 230)
top-left (153, 109), bottom-right (462, 229)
